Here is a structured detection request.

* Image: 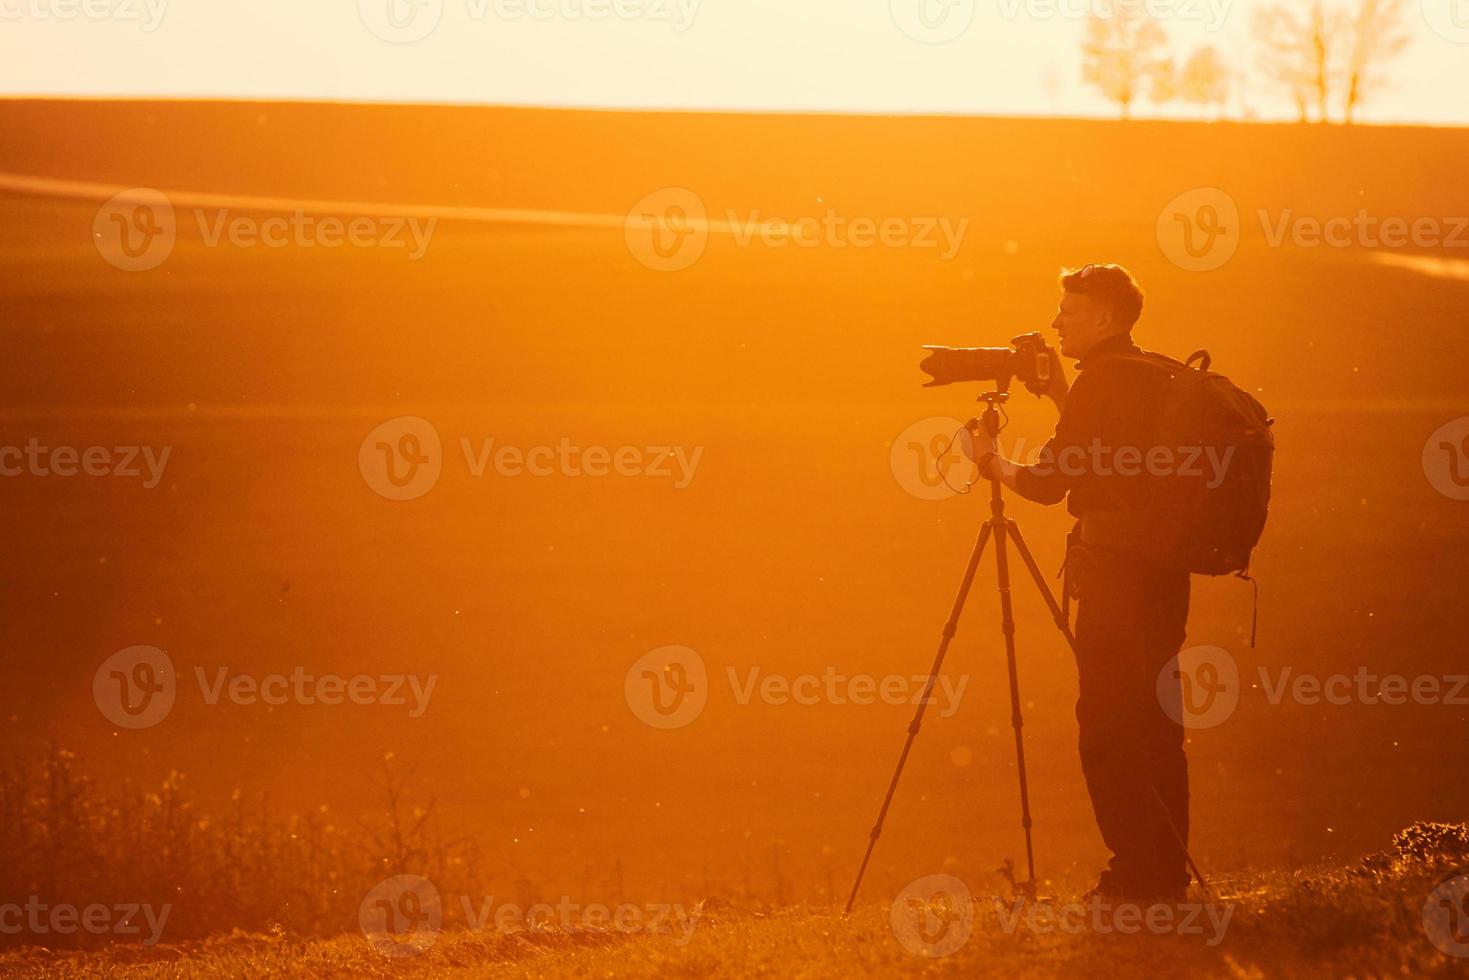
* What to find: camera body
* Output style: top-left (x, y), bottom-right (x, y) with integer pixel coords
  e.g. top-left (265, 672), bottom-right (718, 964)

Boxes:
top-left (919, 331), bottom-right (1053, 394)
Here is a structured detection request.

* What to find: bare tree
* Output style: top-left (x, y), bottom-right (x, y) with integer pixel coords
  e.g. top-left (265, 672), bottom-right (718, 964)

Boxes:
top-left (1179, 46), bottom-right (1231, 117)
top-left (1309, 3), bottom-right (1336, 121)
top-left (1342, 0), bottom-right (1410, 123)
top-left (1251, 0), bottom-right (1343, 122)
top-left (1081, 2), bottom-right (1170, 119)
top-left (1151, 57), bottom-right (1179, 107)
top-left (1251, 0), bottom-right (1405, 123)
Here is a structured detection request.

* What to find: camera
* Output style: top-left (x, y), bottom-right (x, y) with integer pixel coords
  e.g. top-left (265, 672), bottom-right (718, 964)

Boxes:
top-left (919, 331), bottom-right (1054, 394)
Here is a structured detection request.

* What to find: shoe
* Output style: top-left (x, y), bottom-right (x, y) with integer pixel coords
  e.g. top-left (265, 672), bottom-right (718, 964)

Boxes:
top-left (1082, 870), bottom-right (1188, 905)
top-left (1132, 873), bottom-right (1191, 905)
top-left (1081, 870), bottom-right (1129, 902)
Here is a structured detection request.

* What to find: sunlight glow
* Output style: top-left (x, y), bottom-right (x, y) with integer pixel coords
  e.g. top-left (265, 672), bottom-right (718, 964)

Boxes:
top-left (1, 0), bottom-right (1465, 124)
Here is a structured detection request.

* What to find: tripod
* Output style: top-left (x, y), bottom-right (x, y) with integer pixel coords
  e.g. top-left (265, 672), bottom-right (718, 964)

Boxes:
top-left (844, 390), bottom-right (1075, 914)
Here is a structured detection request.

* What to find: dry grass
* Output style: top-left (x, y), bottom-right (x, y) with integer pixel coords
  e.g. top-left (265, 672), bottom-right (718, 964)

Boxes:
top-left (4, 811), bottom-right (1466, 978)
top-left (0, 745), bottom-right (483, 945)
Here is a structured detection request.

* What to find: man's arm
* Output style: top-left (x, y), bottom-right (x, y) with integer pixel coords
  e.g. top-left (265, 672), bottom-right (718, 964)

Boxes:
top-left (974, 365), bottom-right (1092, 503)
top-left (989, 453), bottom-right (1025, 493)
top-left (975, 437), bottom-right (1072, 502)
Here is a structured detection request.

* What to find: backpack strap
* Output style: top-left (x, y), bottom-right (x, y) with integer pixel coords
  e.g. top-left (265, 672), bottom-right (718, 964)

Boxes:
top-left (1185, 349), bottom-right (1212, 372)
top-left (1237, 569), bottom-right (1259, 648)
top-left (1091, 348), bottom-right (1191, 373)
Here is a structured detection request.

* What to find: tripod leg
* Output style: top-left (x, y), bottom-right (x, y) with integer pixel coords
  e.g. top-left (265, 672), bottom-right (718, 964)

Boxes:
top-left (1006, 519), bottom-right (1077, 650)
top-left (843, 521), bottom-right (994, 915)
top-left (990, 505), bottom-right (1038, 891)
top-left (1149, 784), bottom-right (1215, 901)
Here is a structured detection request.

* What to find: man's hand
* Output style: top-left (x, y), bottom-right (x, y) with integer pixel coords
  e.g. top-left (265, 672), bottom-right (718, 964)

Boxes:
top-left (1023, 340), bottom-right (1070, 410)
top-left (967, 418), bottom-right (1001, 483)
top-left (968, 417), bottom-right (1026, 490)
top-left (967, 418), bottom-right (999, 459)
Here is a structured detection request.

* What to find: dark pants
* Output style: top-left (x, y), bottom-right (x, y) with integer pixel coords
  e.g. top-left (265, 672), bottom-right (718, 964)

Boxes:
top-left (1071, 544), bottom-right (1192, 896)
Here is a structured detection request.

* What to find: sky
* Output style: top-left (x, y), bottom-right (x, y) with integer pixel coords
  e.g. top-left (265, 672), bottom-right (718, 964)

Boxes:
top-left (1, 0), bottom-right (1466, 124)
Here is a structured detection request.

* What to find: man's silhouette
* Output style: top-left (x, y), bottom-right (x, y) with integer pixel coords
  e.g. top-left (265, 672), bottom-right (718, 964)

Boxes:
top-left (973, 263), bottom-right (1192, 902)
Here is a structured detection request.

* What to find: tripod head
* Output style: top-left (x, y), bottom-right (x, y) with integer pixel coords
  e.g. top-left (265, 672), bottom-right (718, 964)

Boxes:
top-left (968, 388), bottom-right (1009, 440)
top-left (977, 390), bottom-right (1010, 407)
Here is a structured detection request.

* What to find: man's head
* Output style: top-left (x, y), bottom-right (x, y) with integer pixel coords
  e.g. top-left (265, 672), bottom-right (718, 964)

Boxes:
top-left (1050, 264), bottom-right (1144, 360)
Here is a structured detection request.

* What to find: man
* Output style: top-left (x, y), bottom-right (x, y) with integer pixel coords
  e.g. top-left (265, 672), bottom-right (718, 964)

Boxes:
top-left (972, 263), bottom-right (1193, 902)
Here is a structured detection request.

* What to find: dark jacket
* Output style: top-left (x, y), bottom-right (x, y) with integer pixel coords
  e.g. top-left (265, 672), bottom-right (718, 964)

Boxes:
top-left (1013, 332), bottom-right (1172, 519)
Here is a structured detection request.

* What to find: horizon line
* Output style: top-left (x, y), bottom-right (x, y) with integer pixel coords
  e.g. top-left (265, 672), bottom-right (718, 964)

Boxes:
top-left (2, 93), bottom-right (1466, 132)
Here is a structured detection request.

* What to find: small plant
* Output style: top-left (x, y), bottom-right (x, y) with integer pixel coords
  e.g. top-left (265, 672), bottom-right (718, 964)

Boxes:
top-left (0, 744), bottom-right (484, 947)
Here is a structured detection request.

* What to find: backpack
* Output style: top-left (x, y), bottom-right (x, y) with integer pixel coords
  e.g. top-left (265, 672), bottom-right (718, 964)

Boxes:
top-left (1097, 348), bottom-right (1275, 577)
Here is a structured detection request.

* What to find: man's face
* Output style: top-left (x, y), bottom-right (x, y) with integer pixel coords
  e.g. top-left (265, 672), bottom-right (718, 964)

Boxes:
top-left (1050, 290), bottom-right (1118, 361)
